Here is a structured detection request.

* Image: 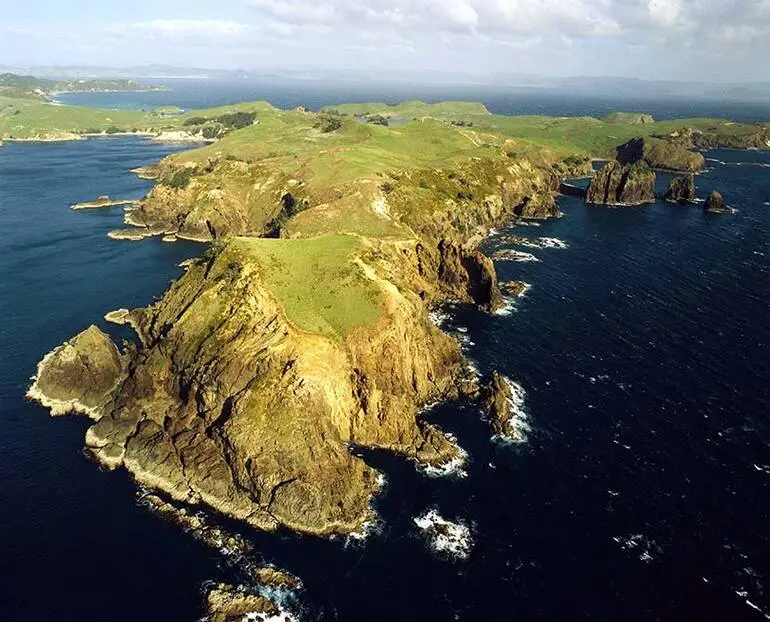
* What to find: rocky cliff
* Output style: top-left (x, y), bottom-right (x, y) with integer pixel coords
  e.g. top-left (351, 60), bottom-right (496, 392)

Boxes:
top-left (586, 160), bottom-right (656, 206)
top-left (664, 174), bottom-right (696, 204)
top-left (30, 146), bottom-right (559, 537)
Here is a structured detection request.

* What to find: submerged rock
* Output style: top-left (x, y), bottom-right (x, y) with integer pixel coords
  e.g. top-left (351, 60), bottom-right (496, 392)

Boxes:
top-left (27, 325), bottom-right (124, 418)
top-left (664, 174), bottom-right (696, 204)
top-left (586, 160), bottom-right (656, 206)
top-left (704, 190), bottom-right (732, 214)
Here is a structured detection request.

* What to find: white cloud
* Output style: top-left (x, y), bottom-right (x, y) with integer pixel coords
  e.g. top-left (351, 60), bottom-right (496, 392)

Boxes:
top-left (129, 19), bottom-right (252, 41)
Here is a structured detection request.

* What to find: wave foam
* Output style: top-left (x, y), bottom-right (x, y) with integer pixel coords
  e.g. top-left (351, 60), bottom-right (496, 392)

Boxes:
top-left (414, 509), bottom-right (473, 560)
top-left (491, 249), bottom-right (540, 262)
top-left (516, 237), bottom-right (569, 250)
top-left (613, 533), bottom-right (660, 563)
top-left (416, 432), bottom-right (469, 480)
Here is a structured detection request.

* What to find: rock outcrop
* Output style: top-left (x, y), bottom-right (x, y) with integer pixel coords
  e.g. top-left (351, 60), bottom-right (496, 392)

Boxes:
top-left (586, 160), bottom-right (656, 206)
top-left (205, 584), bottom-right (281, 622)
top-left (27, 326), bottom-right (124, 418)
top-left (437, 240), bottom-right (502, 311)
top-left (616, 137), bottom-right (706, 173)
top-left (704, 190), bottom-right (731, 214)
top-left (482, 371), bottom-right (514, 437)
top-left (664, 174), bottom-right (696, 204)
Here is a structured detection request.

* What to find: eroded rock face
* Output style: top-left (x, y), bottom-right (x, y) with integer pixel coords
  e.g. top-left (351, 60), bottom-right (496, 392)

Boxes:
top-left (586, 160), bottom-right (656, 206)
top-left (664, 175), bottom-right (696, 204)
top-left (29, 152), bottom-right (556, 540)
top-left (437, 240), bottom-right (502, 311)
top-left (482, 371), bottom-right (513, 437)
top-left (205, 584), bottom-right (279, 622)
top-left (31, 240), bottom-right (471, 537)
top-left (705, 190), bottom-right (731, 213)
top-left (27, 325), bottom-right (124, 418)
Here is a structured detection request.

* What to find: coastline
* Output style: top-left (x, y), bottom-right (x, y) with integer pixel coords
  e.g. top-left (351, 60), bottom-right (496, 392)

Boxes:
top-left (22, 99), bottom-right (768, 541)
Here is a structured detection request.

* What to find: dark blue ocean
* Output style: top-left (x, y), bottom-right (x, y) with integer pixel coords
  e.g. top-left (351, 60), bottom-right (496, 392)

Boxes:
top-left (1, 82), bottom-right (769, 621)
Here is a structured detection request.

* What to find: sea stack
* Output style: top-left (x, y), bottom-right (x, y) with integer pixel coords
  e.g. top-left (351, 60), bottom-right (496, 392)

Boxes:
top-left (664, 174), bottom-right (696, 204)
top-left (586, 160), bottom-right (656, 206)
top-left (704, 190), bottom-right (731, 213)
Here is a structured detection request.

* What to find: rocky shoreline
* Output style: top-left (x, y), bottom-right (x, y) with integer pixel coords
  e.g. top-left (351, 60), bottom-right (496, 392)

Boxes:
top-left (28, 143), bottom-right (560, 539)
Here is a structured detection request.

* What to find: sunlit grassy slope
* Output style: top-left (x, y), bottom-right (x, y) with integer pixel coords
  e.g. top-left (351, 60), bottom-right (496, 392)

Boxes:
top-left (0, 96), bottom-right (277, 139)
top-left (232, 235), bottom-right (382, 338)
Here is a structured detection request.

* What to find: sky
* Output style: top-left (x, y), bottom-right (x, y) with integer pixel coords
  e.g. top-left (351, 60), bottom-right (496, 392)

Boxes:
top-left (1, 0), bottom-right (769, 82)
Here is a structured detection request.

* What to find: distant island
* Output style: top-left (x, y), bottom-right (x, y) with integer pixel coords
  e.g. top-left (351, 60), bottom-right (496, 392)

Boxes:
top-left (23, 96), bottom-right (764, 617)
top-left (0, 72), bottom-right (167, 102)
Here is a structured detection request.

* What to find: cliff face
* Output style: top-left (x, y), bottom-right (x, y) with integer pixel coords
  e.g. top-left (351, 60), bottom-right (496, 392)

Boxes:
top-left (586, 160), bottom-right (656, 206)
top-left (30, 126), bottom-right (560, 537)
top-left (46, 238), bottom-right (468, 536)
top-left (123, 159), bottom-right (293, 241)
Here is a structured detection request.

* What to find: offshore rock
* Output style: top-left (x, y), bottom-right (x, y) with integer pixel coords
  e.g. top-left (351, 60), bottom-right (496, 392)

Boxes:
top-left (482, 371), bottom-right (514, 437)
top-left (205, 583), bottom-right (280, 622)
top-left (704, 191), bottom-right (732, 214)
top-left (664, 175), bottom-right (696, 204)
top-left (586, 160), bottom-right (656, 206)
top-left (27, 326), bottom-right (124, 418)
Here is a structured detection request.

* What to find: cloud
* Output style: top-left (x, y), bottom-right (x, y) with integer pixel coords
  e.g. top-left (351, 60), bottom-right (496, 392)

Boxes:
top-left (242, 0), bottom-right (770, 44)
top-left (129, 19), bottom-right (253, 41)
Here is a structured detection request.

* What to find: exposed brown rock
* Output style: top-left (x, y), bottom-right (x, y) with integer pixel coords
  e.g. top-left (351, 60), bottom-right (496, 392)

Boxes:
top-left (482, 371), bottom-right (514, 437)
top-left (27, 325), bottom-right (124, 418)
top-left (205, 584), bottom-right (279, 622)
top-left (437, 240), bottom-right (502, 311)
top-left (704, 190), bottom-right (732, 214)
top-left (586, 160), bottom-right (656, 206)
top-left (664, 175), bottom-right (696, 204)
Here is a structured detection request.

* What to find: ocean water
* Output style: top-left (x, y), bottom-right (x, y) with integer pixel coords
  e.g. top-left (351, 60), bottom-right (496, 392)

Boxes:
top-left (57, 77), bottom-right (770, 123)
top-left (1, 87), bottom-right (769, 621)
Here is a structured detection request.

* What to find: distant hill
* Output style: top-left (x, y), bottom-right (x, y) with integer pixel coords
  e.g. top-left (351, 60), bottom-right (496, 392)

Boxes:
top-left (0, 72), bottom-right (166, 100)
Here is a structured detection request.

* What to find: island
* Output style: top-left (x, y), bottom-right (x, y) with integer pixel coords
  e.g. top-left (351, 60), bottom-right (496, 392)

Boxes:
top-left (26, 100), bottom-right (766, 540)
top-left (0, 72), bottom-right (167, 101)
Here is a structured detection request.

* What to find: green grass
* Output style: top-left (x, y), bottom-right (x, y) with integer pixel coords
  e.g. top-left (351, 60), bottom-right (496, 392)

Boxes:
top-left (0, 96), bottom-right (277, 139)
top-left (323, 100), bottom-right (491, 120)
top-left (233, 235), bottom-right (383, 338)
top-left (180, 113), bottom-right (495, 188)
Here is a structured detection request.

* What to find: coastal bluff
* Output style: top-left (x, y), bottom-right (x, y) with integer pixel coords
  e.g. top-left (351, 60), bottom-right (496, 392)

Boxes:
top-left (28, 107), bottom-right (562, 537)
top-left (27, 99), bottom-right (763, 542)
